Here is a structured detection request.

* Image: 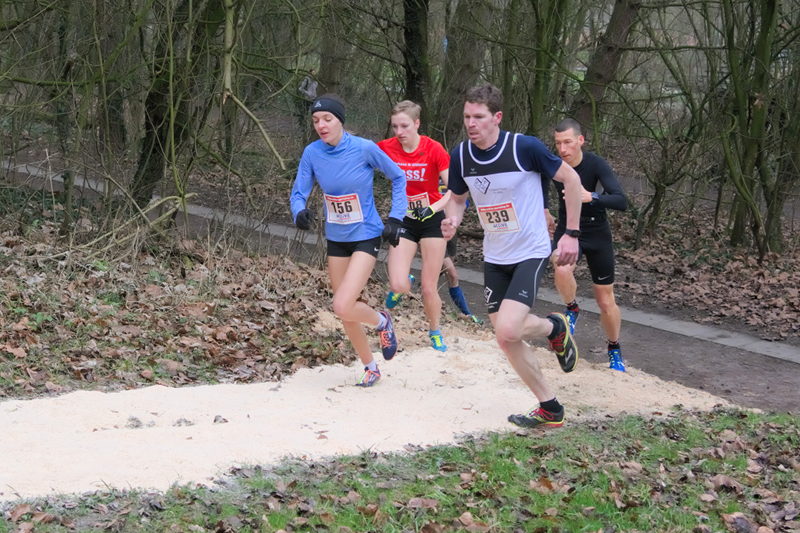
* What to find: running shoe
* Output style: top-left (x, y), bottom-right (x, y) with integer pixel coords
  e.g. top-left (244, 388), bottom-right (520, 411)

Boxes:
top-left (565, 305), bottom-right (580, 335)
top-left (377, 310), bottom-right (398, 360)
top-left (385, 291), bottom-right (402, 309)
top-left (546, 312), bottom-right (579, 373)
top-left (385, 274), bottom-right (415, 309)
top-left (508, 406), bottom-right (565, 428)
top-left (355, 366), bottom-right (381, 387)
top-left (468, 314), bottom-right (484, 325)
top-left (429, 331), bottom-right (447, 352)
top-left (608, 347), bottom-right (626, 372)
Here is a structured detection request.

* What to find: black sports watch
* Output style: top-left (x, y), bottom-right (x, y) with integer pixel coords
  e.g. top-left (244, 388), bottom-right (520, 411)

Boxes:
top-left (564, 228), bottom-right (581, 238)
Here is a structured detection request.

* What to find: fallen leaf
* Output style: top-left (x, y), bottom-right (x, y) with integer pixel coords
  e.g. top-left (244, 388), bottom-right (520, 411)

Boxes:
top-left (709, 474), bottom-right (744, 494)
top-left (31, 511), bottom-right (57, 524)
top-left (9, 504), bottom-right (31, 522)
top-left (621, 461), bottom-right (644, 475)
top-left (358, 503), bottom-right (379, 516)
top-left (459, 512), bottom-right (476, 526)
top-left (1, 344), bottom-right (27, 358)
top-left (722, 512), bottom-right (758, 533)
top-left (746, 459), bottom-right (763, 474)
top-left (407, 497), bottom-right (438, 510)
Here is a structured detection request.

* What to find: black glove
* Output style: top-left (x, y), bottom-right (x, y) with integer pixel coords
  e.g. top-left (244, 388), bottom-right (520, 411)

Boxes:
top-left (295, 209), bottom-right (315, 230)
top-left (409, 206), bottom-right (435, 222)
top-left (381, 217), bottom-right (404, 247)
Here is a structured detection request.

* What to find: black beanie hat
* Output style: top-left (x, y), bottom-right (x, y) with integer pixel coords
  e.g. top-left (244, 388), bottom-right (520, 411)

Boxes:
top-left (310, 96), bottom-right (345, 124)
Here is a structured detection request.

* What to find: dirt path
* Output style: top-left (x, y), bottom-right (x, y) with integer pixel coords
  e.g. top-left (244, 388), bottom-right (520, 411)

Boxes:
top-left (0, 324), bottom-right (730, 503)
top-left (448, 271), bottom-right (800, 413)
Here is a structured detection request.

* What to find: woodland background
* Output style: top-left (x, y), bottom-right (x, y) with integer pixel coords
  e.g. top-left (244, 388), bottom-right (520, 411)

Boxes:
top-left (0, 0), bottom-right (798, 341)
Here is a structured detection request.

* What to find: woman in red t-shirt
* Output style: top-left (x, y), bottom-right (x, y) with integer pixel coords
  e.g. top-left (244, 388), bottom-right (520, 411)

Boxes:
top-left (377, 101), bottom-right (452, 351)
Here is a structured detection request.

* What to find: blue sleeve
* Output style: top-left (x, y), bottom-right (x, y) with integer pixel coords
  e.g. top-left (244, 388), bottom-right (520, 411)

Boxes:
top-left (364, 142), bottom-right (407, 220)
top-left (447, 144), bottom-right (468, 195)
top-left (290, 146), bottom-right (315, 221)
top-left (516, 135), bottom-right (563, 180)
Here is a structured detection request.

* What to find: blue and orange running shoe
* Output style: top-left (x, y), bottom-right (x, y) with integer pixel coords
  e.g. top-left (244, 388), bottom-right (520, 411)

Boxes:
top-left (609, 347), bottom-right (626, 372)
top-left (377, 310), bottom-right (398, 360)
top-left (508, 406), bottom-right (565, 428)
top-left (429, 330), bottom-right (447, 352)
top-left (355, 366), bottom-right (381, 387)
top-left (565, 305), bottom-right (580, 335)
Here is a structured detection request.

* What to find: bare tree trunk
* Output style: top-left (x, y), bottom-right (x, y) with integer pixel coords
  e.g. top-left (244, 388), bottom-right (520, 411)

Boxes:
top-left (94, 0), bottom-right (127, 155)
top-left (129, 0), bottom-right (224, 208)
top-left (434, 0), bottom-right (493, 147)
top-left (719, 0), bottom-right (778, 259)
top-left (526, 0), bottom-right (571, 136)
top-left (571, 0), bottom-right (640, 138)
top-left (318, 1), bottom-right (351, 96)
top-left (54, 5), bottom-right (75, 237)
top-left (403, 0), bottom-right (430, 123)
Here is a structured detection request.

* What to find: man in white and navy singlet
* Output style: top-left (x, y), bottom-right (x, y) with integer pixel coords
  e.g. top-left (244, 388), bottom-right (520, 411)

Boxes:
top-left (441, 84), bottom-right (584, 429)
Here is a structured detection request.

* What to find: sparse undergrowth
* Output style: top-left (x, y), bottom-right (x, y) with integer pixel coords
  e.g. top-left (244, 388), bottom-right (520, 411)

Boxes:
top-left (1, 408), bottom-right (798, 532)
top-left (0, 202), bottom-right (445, 400)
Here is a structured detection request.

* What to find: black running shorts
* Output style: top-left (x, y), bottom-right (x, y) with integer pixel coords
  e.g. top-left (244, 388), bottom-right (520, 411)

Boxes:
top-left (483, 258), bottom-right (548, 314)
top-left (401, 211), bottom-right (445, 242)
top-left (553, 222), bottom-right (615, 285)
top-left (326, 237), bottom-right (382, 258)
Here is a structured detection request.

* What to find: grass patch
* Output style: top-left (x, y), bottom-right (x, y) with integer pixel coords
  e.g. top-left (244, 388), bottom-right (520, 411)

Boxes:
top-left (1, 408), bottom-right (797, 532)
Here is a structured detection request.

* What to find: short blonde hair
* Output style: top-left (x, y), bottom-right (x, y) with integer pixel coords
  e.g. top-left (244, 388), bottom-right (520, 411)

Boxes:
top-left (391, 100), bottom-right (421, 120)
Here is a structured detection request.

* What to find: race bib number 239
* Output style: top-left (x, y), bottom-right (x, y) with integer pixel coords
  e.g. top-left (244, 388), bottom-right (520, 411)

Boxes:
top-left (477, 202), bottom-right (520, 233)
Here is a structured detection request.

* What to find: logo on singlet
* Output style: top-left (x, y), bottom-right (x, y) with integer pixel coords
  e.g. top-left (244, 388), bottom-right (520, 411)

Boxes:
top-left (475, 176), bottom-right (491, 194)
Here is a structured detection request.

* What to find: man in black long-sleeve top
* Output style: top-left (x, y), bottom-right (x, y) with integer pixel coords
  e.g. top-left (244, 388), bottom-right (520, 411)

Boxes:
top-left (550, 118), bottom-right (629, 372)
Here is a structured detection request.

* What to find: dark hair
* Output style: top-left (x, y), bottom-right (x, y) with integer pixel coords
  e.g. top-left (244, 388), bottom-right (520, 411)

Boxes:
top-left (465, 84), bottom-right (503, 114)
top-left (555, 118), bottom-right (583, 136)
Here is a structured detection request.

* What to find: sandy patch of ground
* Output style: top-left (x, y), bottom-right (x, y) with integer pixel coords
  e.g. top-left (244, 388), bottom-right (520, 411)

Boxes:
top-left (0, 328), bottom-right (730, 502)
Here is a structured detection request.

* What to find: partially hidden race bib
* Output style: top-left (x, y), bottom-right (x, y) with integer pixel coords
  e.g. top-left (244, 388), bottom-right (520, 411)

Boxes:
top-left (325, 193), bottom-right (363, 224)
top-left (407, 192), bottom-right (430, 210)
top-left (477, 202), bottom-right (520, 233)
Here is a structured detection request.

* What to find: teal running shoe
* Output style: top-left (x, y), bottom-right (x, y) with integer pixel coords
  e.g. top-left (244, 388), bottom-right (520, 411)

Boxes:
top-left (385, 274), bottom-right (415, 309)
top-left (429, 330), bottom-right (447, 352)
top-left (385, 291), bottom-right (402, 309)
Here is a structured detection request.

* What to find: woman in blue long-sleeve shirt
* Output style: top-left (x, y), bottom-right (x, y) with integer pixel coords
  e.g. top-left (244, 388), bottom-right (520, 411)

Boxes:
top-left (290, 95), bottom-right (407, 387)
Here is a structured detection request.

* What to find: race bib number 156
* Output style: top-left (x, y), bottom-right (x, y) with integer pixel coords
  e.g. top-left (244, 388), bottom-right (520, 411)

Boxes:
top-left (325, 193), bottom-right (363, 224)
